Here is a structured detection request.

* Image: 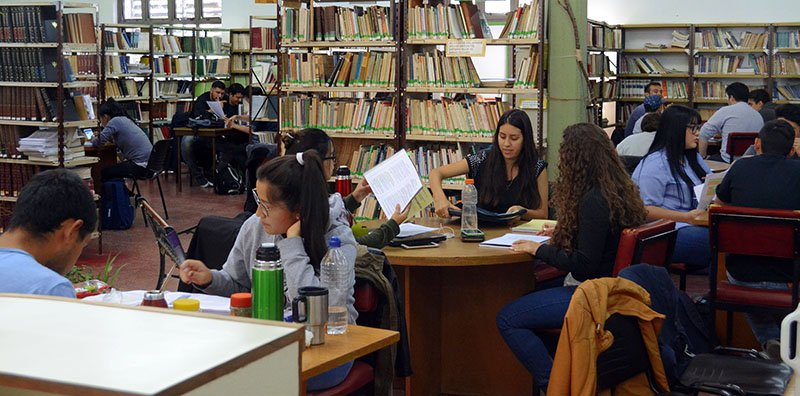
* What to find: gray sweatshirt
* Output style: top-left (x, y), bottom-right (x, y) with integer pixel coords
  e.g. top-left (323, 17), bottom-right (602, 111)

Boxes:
top-left (92, 116), bottom-right (153, 167)
top-left (198, 194), bottom-right (358, 324)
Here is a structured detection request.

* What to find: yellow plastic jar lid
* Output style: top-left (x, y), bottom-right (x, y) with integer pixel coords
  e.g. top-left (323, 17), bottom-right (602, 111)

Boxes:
top-left (173, 298), bottom-right (200, 311)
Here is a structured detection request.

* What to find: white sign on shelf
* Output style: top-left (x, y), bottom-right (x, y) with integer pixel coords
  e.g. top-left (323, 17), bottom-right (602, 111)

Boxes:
top-left (520, 98), bottom-right (546, 110)
top-left (446, 39), bottom-right (486, 57)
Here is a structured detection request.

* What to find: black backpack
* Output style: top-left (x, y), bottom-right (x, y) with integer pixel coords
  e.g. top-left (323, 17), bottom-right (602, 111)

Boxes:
top-left (214, 159), bottom-right (244, 195)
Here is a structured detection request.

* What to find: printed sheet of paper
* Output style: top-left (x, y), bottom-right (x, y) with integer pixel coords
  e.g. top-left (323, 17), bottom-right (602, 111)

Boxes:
top-left (397, 223), bottom-right (439, 238)
top-left (363, 149), bottom-right (425, 219)
top-left (479, 233), bottom-right (551, 248)
top-left (207, 101), bottom-right (226, 119)
top-left (695, 170), bottom-right (728, 210)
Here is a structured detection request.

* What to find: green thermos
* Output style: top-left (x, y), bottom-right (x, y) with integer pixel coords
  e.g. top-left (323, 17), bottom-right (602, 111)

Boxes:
top-left (252, 242), bottom-right (283, 320)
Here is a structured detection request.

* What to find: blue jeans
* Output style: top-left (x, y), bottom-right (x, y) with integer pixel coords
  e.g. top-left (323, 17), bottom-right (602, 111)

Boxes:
top-left (726, 272), bottom-right (789, 346)
top-left (306, 360), bottom-right (353, 391)
top-left (180, 136), bottom-right (211, 179)
top-left (674, 225), bottom-right (711, 268)
top-left (496, 286), bottom-right (577, 389)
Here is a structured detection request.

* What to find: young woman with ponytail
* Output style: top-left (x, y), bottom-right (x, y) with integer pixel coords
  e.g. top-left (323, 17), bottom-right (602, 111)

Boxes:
top-left (179, 150), bottom-right (358, 390)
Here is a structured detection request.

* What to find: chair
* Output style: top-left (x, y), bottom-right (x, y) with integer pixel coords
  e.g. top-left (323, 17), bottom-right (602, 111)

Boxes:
top-left (612, 219), bottom-right (678, 276)
top-left (534, 263), bottom-right (567, 290)
top-left (620, 155), bottom-right (643, 175)
top-left (130, 139), bottom-right (173, 224)
top-left (138, 197), bottom-right (195, 290)
top-left (708, 205), bottom-right (800, 345)
top-left (725, 132), bottom-right (759, 159)
top-left (307, 282), bottom-right (378, 396)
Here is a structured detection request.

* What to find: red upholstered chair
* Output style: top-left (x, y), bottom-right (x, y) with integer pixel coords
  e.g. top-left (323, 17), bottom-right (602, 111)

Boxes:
top-left (725, 132), bottom-right (759, 158)
top-left (534, 263), bottom-right (567, 289)
top-left (708, 205), bottom-right (800, 344)
top-left (307, 282), bottom-right (378, 396)
top-left (612, 219), bottom-right (678, 276)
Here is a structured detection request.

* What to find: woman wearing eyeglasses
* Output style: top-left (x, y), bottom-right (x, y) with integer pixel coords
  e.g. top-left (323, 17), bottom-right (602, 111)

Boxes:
top-left (179, 151), bottom-right (358, 391)
top-left (283, 128), bottom-right (410, 249)
top-left (632, 105), bottom-right (712, 268)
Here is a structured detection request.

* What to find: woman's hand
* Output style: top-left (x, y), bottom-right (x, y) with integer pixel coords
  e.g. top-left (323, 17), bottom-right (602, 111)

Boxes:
top-left (287, 220), bottom-right (302, 238)
top-left (434, 198), bottom-right (459, 218)
top-left (352, 178), bottom-right (372, 202)
top-left (537, 223), bottom-right (555, 237)
top-left (391, 204), bottom-right (410, 224)
top-left (507, 205), bottom-right (526, 214)
top-left (511, 240), bottom-right (543, 255)
top-left (179, 259), bottom-right (212, 287)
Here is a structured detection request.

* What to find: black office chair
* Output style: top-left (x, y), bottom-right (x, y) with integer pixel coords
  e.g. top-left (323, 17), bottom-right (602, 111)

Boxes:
top-left (620, 155), bottom-right (643, 175)
top-left (130, 139), bottom-right (173, 224)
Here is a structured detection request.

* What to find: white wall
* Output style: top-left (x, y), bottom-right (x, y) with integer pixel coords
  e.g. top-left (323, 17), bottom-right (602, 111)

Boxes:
top-left (220, 2), bottom-right (276, 30)
top-left (589, 0), bottom-right (800, 25)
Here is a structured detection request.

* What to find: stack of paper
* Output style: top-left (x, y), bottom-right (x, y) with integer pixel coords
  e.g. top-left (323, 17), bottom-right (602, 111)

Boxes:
top-left (511, 219), bottom-right (557, 233)
top-left (479, 233), bottom-right (550, 248)
top-left (18, 130), bottom-right (81, 162)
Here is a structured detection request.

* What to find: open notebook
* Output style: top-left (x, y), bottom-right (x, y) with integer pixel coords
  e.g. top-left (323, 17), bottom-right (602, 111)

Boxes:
top-left (479, 233), bottom-right (550, 248)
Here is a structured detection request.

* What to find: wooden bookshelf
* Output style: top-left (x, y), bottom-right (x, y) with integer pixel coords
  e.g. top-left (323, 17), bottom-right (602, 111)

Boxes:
top-left (405, 135), bottom-right (493, 143)
top-left (693, 73), bottom-right (767, 79)
top-left (283, 86), bottom-right (395, 93)
top-left (280, 40), bottom-right (395, 48)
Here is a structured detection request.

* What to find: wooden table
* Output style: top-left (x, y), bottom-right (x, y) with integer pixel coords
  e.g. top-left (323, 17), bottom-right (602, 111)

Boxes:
top-left (0, 294), bottom-right (305, 395)
top-left (705, 159), bottom-right (731, 173)
top-left (84, 142), bottom-right (117, 194)
top-left (173, 127), bottom-right (233, 192)
top-left (382, 218), bottom-right (537, 396)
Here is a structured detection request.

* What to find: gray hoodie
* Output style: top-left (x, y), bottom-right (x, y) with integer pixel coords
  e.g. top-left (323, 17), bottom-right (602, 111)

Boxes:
top-left (198, 194), bottom-right (358, 324)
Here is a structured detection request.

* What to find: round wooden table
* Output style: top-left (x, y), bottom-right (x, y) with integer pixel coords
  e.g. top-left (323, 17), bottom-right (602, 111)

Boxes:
top-left (380, 217), bottom-right (538, 396)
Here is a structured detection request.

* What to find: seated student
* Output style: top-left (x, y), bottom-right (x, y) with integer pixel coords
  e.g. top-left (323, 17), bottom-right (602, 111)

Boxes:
top-left (92, 99), bottom-right (154, 182)
top-left (221, 83), bottom-right (245, 118)
top-left (625, 81), bottom-right (663, 137)
top-left (429, 109), bottom-right (548, 220)
top-left (179, 151), bottom-right (358, 390)
top-left (226, 85), bottom-right (264, 134)
top-left (743, 103), bottom-right (800, 157)
top-left (749, 88), bottom-right (777, 122)
top-left (182, 80), bottom-right (227, 188)
top-left (633, 105), bottom-right (712, 268)
top-left (715, 119), bottom-right (800, 356)
top-left (698, 82), bottom-right (764, 163)
top-left (617, 112), bottom-right (660, 157)
top-left (630, 94), bottom-right (664, 135)
top-left (215, 83), bottom-right (249, 173)
top-left (496, 123), bottom-right (648, 393)
top-left (0, 169), bottom-right (97, 298)
top-left (283, 128), bottom-right (409, 248)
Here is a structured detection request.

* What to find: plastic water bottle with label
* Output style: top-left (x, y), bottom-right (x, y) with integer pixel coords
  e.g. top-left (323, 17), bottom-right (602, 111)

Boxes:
top-left (321, 236), bottom-right (348, 334)
top-left (461, 179), bottom-right (479, 231)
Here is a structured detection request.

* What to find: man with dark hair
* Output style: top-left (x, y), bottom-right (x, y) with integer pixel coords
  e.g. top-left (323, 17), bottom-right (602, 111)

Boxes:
top-left (716, 119), bottom-right (800, 358)
top-left (0, 169), bottom-right (97, 297)
top-left (743, 103), bottom-right (800, 157)
top-left (624, 81), bottom-right (663, 137)
top-left (222, 83), bottom-right (246, 117)
top-left (748, 88), bottom-right (777, 122)
top-left (183, 80), bottom-right (227, 188)
top-left (698, 82), bottom-right (764, 163)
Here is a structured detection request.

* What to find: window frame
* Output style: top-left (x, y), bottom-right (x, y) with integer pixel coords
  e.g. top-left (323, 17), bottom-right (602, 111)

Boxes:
top-left (118, 0), bottom-right (222, 25)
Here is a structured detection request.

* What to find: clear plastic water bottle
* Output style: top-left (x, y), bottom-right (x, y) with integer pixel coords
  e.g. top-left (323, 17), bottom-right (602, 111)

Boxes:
top-left (461, 178), bottom-right (478, 232)
top-left (321, 236), bottom-right (349, 334)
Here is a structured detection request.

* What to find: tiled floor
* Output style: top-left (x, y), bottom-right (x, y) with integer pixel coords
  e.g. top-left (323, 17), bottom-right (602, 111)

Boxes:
top-left (75, 174), bottom-right (244, 292)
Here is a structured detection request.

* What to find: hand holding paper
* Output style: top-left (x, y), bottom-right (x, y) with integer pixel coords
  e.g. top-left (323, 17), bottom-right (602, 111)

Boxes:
top-left (207, 101), bottom-right (226, 120)
top-left (363, 149), bottom-right (432, 219)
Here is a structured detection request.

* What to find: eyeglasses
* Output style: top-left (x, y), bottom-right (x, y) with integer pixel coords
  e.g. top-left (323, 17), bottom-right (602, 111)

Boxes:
top-left (686, 123), bottom-right (701, 133)
top-left (324, 155), bottom-right (338, 165)
top-left (251, 188), bottom-right (270, 216)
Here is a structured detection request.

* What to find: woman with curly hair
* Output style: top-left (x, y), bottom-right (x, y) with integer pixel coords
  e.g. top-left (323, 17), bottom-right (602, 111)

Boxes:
top-left (632, 105), bottom-right (711, 268)
top-left (496, 123), bottom-right (648, 393)
top-left (429, 109), bottom-right (548, 220)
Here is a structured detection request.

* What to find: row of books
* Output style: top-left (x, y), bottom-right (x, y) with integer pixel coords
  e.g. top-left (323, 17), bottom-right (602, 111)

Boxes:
top-left (65, 54), bottom-right (98, 76)
top-left (250, 27), bottom-right (280, 50)
top-left (695, 29), bottom-right (768, 50)
top-left (698, 108), bottom-right (716, 122)
top-left (616, 79), bottom-right (686, 98)
top-left (353, 196), bottom-right (384, 221)
top-left (145, 57), bottom-right (192, 76)
top-left (282, 52), bottom-right (395, 87)
top-left (587, 53), bottom-right (612, 77)
top-left (407, 51), bottom-right (479, 88)
top-left (313, 6), bottom-right (393, 42)
top-left (347, 143), bottom-right (395, 176)
top-left (0, 48), bottom-right (74, 82)
top-left (694, 55), bottom-right (767, 74)
top-left (153, 34), bottom-right (187, 54)
top-left (775, 84), bottom-right (800, 101)
top-left (0, 164), bottom-right (40, 197)
top-left (498, 1), bottom-right (541, 40)
top-left (409, 144), bottom-right (471, 187)
top-left (144, 101), bottom-right (190, 122)
top-left (407, 3), bottom-right (491, 40)
top-left (104, 78), bottom-right (141, 99)
top-left (406, 98), bottom-right (512, 139)
top-left (0, 125), bottom-right (26, 157)
top-left (587, 24), bottom-right (622, 49)
top-left (280, 97), bottom-right (395, 135)
top-left (775, 31), bottom-right (800, 49)
top-left (155, 80), bottom-right (193, 98)
top-left (0, 87), bottom-right (93, 122)
top-left (694, 81), bottom-right (730, 99)
top-left (104, 55), bottom-right (149, 75)
top-left (281, 7), bottom-right (311, 43)
top-left (774, 55), bottom-right (800, 75)
top-left (0, 6), bottom-right (56, 43)
top-left (115, 101), bottom-right (144, 121)
top-left (590, 79), bottom-right (616, 100)
top-left (620, 57), bottom-right (672, 74)
top-left (196, 58), bottom-right (230, 76)
top-left (513, 50), bottom-right (540, 88)
top-left (102, 31), bottom-right (149, 51)
top-left (64, 13), bottom-right (97, 44)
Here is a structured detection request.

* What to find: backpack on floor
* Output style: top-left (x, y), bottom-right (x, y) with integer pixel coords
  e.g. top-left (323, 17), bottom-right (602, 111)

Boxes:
top-left (214, 161), bottom-right (244, 195)
top-left (102, 180), bottom-right (134, 230)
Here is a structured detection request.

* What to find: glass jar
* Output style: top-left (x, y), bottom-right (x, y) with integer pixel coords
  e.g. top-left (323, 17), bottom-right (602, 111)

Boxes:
top-left (230, 292), bottom-right (252, 318)
top-left (141, 290), bottom-right (168, 308)
top-left (173, 299), bottom-right (200, 311)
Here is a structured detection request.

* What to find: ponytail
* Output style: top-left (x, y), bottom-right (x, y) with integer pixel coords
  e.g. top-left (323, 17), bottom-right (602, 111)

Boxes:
top-left (283, 128), bottom-right (332, 157)
top-left (256, 150), bottom-right (330, 271)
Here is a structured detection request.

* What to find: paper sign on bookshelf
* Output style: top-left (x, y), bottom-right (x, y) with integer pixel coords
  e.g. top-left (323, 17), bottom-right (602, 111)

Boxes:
top-left (363, 149), bottom-right (432, 219)
top-left (446, 39), bottom-right (486, 57)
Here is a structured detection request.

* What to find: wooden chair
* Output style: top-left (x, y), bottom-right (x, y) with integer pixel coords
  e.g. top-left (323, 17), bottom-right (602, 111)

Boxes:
top-left (612, 219), bottom-right (678, 276)
top-left (725, 132), bottom-right (759, 159)
top-left (708, 205), bottom-right (800, 344)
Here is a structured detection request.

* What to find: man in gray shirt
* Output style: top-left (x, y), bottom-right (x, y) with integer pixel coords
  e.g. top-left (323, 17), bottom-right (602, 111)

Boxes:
top-left (698, 82), bottom-right (764, 163)
top-left (92, 99), bottom-right (153, 182)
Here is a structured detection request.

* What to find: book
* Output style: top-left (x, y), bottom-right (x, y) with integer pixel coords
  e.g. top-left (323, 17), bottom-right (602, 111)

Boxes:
top-left (479, 233), bottom-right (550, 248)
top-left (512, 219), bottom-right (557, 233)
top-left (693, 170), bottom-right (728, 211)
top-left (363, 149), bottom-right (430, 219)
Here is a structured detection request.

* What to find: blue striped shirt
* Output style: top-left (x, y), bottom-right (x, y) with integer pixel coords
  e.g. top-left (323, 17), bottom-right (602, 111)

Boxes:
top-left (632, 149), bottom-right (711, 214)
